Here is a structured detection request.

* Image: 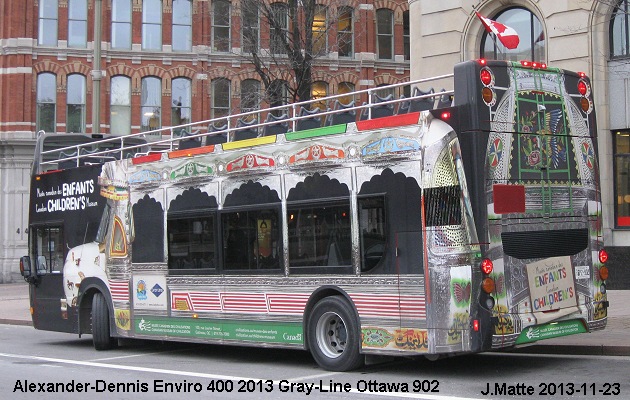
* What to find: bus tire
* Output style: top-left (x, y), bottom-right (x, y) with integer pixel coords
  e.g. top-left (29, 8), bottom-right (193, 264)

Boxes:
top-left (92, 292), bottom-right (116, 350)
top-left (307, 296), bottom-right (364, 371)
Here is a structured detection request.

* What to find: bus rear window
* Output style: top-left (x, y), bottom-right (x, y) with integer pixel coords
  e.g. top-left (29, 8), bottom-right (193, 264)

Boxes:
top-left (424, 186), bottom-right (462, 226)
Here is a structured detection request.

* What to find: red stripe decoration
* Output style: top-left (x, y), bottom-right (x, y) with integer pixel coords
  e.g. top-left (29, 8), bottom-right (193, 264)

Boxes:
top-left (220, 293), bottom-right (268, 313)
top-left (188, 292), bottom-right (221, 311)
top-left (355, 112), bottom-right (420, 131)
top-left (350, 294), bottom-right (426, 319)
top-left (131, 153), bottom-right (162, 165)
top-left (109, 279), bottom-right (130, 303)
top-left (266, 293), bottom-right (310, 314)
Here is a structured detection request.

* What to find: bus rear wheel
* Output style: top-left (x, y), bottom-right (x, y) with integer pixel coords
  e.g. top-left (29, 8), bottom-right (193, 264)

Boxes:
top-left (92, 292), bottom-right (116, 350)
top-left (307, 296), bottom-right (363, 371)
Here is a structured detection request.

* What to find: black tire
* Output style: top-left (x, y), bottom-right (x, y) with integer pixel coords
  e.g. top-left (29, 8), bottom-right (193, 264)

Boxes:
top-left (307, 296), bottom-right (364, 371)
top-left (92, 292), bottom-right (116, 350)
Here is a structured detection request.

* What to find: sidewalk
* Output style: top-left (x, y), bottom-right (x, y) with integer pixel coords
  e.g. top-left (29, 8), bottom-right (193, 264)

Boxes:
top-left (1, 282), bottom-right (627, 355)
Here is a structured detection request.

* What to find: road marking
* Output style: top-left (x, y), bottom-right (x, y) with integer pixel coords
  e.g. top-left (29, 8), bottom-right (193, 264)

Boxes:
top-left (0, 352), bottom-right (477, 400)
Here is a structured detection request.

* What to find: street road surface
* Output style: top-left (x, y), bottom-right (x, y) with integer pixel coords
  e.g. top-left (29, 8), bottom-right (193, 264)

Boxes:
top-left (1, 324), bottom-right (627, 400)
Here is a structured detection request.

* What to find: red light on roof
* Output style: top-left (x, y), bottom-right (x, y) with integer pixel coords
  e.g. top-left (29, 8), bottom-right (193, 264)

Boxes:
top-left (541, 63), bottom-right (547, 69)
top-left (532, 62), bottom-right (539, 68)
top-left (478, 59), bottom-right (487, 66)
top-left (520, 60), bottom-right (531, 67)
top-left (578, 71), bottom-right (586, 78)
top-left (441, 111), bottom-right (451, 120)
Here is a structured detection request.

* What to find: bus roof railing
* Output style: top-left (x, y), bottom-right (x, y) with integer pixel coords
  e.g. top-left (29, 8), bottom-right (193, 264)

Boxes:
top-left (37, 73), bottom-right (454, 172)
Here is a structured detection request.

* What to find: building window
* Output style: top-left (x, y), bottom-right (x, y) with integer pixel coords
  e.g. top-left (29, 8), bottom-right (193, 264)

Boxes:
top-left (376, 8), bottom-right (393, 60)
top-left (172, 0), bottom-right (192, 52)
top-left (312, 5), bottom-right (327, 56)
top-left (270, 2), bottom-right (288, 55)
top-left (338, 82), bottom-right (355, 105)
top-left (112, 0), bottom-right (132, 49)
top-left (311, 81), bottom-right (328, 110)
top-left (110, 76), bottom-right (131, 136)
top-left (611, 0), bottom-right (630, 58)
top-left (615, 130), bottom-right (630, 227)
top-left (403, 11), bottom-right (410, 61)
top-left (242, 0), bottom-right (259, 53)
top-left (37, 73), bottom-right (56, 133)
top-left (141, 76), bottom-right (162, 133)
top-left (68, 0), bottom-right (87, 48)
top-left (142, 0), bottom-right (162, 51)
top-left (171, 78), bottom-right (192, 130)
top-left (211, 78), bottom-right (231, 119)
top-left (212, 0), bottom-right (231, 52)
top-left (481, 7), bottom-right (545, 62)
top-left (66, 74), bottom-right (86, 133)
top-left (268, 79), bottom-right (289, 109)
top-left (337, 7), bottom-right (353, 57)
top-left (241, 79), bottom-right (261, 115)
top-left (38, 0), bottom-right (58, 46)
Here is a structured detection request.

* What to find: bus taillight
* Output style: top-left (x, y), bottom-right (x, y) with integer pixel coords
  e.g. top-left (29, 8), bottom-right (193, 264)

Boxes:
top-left (481, 258), bottom-right (493, 275)
top-left (480, 68), bottom-right (493, 86)
top-left (599, 248), bottom-right (609, 264)
top-left (481, 277), bottom-right (495, 294)
top-left (578, 80), bottom-right (589, 96)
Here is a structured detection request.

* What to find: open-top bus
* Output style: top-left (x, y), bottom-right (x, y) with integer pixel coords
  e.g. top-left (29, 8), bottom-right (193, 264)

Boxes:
top-left (20, 59), bottom-right (608, 371)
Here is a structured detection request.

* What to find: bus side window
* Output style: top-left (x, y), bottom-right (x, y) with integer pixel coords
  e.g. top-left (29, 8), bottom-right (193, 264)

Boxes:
top-left (358, 197), bottom-right (386, 272)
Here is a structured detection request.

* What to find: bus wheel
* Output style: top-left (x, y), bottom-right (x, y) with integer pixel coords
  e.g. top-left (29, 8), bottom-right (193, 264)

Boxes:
top-left (92, 292), bottom-right (116, 350)
top-left (307, 296), bottom-right (363, 371)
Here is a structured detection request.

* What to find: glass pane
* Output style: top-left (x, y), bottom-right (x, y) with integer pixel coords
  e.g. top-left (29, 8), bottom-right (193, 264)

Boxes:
top-left (143, 0), bottom-right (162, 23)
top-left (213, 79), bottom-right (230, 108)
top-left (378, 36), bottom-right (392, 59)
top-left (168, 215), bottom-right (216, 270)
top-left (172, 78), bottom-right (191, 126)
top-left (67, 75), bottom-right (86, 104)
top-left (377, 9), bottom-right (393, 34)
top-left (67, 104), bottom-right (85, 133)
top-left (37, 74), bottom-right (56, 102)
top-left (359, 197), bottom-right (386, 271)
top-left (142, 24), bottom-right (162, 50)
top-left (288, 203), bottom-right (351, 268)
top-left (612, 10), bottom-right (628, 57)
top-left (241, 80), bottom-right (261, 112)
top-left (37, 104), bottom-right (56, 133)
top-left (112, 23), bottom-right (131, 49)
top-left (481, 7), bottom-right (545, 63)
top-left (141, 77), bottom-right (161, 107)
top-left (172, 0), bottom-right (192, 25)
top-left (38, 19), bottom-right (57, 46)
top-left (111, 76), bottom-right (131, 106)
top-left (616, 132), bottom-right (630, 226)
top-left (172, 25), bottom-right (192, 52)
top-left (338, 82), bottom-right (354, 105)
top-left (112, 0), bottom-right (131, 22)
top-left (141, 106), bottom-right (161, 131)
top-left (68, 0), bottom-right (87, 19)
top-left (311, 81), bottom-right (328, 109)
top-left (214, 0), bottom-right (231, 26)
top-left (110, 105), bottom-right (131, 135)
top-left (68, 21), bottom-right (87, 48)
top-left (214, 27), bottom-right (230, 52)
top-left (40, 0), bottom-right (58, 18)
top-left (223, 210), bottom-right (280, 270)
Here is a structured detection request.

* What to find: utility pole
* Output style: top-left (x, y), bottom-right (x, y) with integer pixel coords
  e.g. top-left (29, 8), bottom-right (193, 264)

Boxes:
top-left (91, 0), bottom-right (103, 135)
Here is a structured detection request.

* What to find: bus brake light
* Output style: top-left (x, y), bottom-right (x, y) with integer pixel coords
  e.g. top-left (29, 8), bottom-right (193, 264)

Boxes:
top-left (481, 258), bottom-right (493, 274)
top-left (480, 69), bottom-right (493, 86)
top-left (473, 319), bottom-right (479, 332)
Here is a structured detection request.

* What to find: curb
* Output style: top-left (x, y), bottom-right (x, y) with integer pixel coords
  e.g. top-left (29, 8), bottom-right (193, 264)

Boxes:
top-left (506, 344), bottom-right (630, 357)
top-left (0, 319), bottom-right (33, 327)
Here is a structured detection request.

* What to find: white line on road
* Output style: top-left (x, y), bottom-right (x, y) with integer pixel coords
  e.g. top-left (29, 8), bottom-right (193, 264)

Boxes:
top-left (0, 352), bottom-right (479, 400)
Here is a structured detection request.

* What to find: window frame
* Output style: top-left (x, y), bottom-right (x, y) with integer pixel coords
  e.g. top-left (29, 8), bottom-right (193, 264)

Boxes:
top-left (211, 78), bottom-right (231, 119)
top-left (376, 8), bottom-right (394, 60)
top-left (31, 224), bottom-right (65, 273)
top-left (37, 73), bottom-right (57, 133)
top-left (38, 0), bottom-right (58, 46)
top-left (167, 211), bottom-right (218, 272)
top-left (172, 0), bottom-right (192, 52)
top-left (110, 75), bottom-right (132, 136)
top-left (171, 77), bottom-right (192, 131)
top-left (112, 0), bottom-right (132, 49)
top-left (312, 4), bottom-right (328, 56)
top-left (212, 0), bottom-right (231, 52)
top-left (270, 2), bottom-right (289, 55)
top-left (66, 74), bottom-right (86, 134)
top-left (142, 0), bottom-right (163, 51)
top-left (140, 76), bottom-right (162, 133)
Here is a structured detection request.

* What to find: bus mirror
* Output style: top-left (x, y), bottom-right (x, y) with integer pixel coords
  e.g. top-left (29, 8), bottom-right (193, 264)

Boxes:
top-left (20, 256), bottom-right (31, 277)
top-left (36, 256), bottom-right (48, 276)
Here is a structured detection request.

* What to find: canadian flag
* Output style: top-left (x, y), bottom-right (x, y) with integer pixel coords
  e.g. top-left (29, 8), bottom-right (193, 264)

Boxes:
top-left (475, 11), bottom-right (520, 50)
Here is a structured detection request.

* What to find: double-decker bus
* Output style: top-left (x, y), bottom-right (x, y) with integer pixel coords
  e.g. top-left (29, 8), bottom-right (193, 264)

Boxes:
top-left (20, 59), bottom-right (608, 371)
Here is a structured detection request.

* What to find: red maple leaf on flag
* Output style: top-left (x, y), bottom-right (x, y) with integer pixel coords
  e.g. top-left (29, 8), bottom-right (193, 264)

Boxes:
top-left (475, 11), bottom-right (520, 50)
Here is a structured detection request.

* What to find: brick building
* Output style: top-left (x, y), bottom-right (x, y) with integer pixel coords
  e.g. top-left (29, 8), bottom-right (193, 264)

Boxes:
top-left (0, 0), bottom-right (411, 282)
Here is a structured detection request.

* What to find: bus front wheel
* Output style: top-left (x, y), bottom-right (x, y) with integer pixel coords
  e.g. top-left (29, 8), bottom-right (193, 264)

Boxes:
top-left (307, 296), bottom-right (363, 371)
top-left (92, 292), bottom-right (116, 350)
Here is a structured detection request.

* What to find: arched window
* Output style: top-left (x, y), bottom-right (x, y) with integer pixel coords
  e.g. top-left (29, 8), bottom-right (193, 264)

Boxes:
top-left (338, 82), bottom-right (355, 105)
top-left (112, 0), bottom-right (132, 49)
top-left (268, 79), bottom-right (289, 109)
top-left (110, 76), bottom-right (131, 135)
top-left (172, 0), bottom-right (192, 52)
top-left (376, 8), bottom-right (394, 60)
top-left (172, 78), bottom-right (192, 129)
top-left (241, 79), bottom-right (261, 114)
top-left (37, 73), bottom-right (56, 133)
top-left (142, 0), bottom-right (162, 50)
top-left (211, 78), bottom-right (231, 119)
top-left (611, 0), bottom-right (630, 58)
top-left (66, 74), bottom-right (86, 133)
top-left (141, 76), bottom-right (162, 132)
top-left (311, 81), bottom-right (328, 109)
top-left (481, 7), bottom-right (545, 62)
